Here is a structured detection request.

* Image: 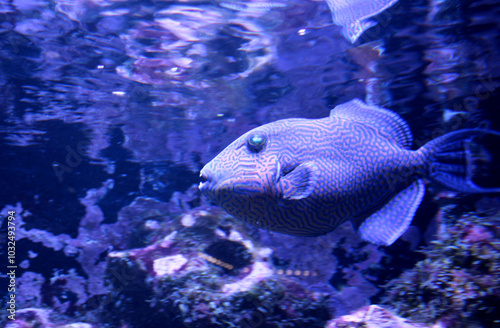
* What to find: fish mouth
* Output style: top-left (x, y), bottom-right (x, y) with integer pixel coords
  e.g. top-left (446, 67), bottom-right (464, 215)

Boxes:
top-left (198, 166), bottom-right (229, 194)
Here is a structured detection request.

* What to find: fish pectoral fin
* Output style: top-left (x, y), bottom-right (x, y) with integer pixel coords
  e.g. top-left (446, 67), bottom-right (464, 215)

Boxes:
top-left (281, 161), bottom-right (318, 200)
top-left (357, 179), bottom-right (425, 246)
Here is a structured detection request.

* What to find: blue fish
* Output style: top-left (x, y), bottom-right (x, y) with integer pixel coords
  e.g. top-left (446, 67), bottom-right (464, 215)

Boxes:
top-left (199, 99), bottom-right (500, 245)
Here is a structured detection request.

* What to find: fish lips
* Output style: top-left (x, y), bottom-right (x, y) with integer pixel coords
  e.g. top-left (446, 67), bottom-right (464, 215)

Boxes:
top-left (199, 166), bottom-right (215, 195)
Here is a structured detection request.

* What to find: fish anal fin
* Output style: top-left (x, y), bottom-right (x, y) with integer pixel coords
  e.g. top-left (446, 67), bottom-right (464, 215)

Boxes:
top-left (358, 179), bottom-right (425, 246)
top-left (281, 162), bottom-right (318, 200)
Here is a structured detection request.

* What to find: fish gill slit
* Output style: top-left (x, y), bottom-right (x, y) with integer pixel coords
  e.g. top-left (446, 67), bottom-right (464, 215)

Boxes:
top-left (282, 163), bottom-right (298, 177)
top-left (274, 159), bottom-right (281, 183)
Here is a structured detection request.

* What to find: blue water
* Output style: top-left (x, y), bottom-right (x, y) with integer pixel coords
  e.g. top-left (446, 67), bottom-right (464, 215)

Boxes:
top-left (1, 0), bottom-right (499, 327)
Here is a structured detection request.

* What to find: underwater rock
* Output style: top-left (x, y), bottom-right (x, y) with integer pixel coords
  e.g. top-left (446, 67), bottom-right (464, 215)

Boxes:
top-left (153, 254), bottom-right (189, 276)
top-left (326, 305), bottom-right (430, 328)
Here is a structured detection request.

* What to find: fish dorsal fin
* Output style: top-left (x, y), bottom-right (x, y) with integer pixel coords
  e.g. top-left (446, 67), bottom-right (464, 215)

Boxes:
top-left (281, 162), bottom-right (318, 200)
top-left (330, 99), bottom-right (413, 149)
top-left (357, 179), bottom-right (425, 245)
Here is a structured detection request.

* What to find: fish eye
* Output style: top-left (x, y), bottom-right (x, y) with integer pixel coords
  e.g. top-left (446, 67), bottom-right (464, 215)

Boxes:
top-left (247, 134), bottom-right (266, 153)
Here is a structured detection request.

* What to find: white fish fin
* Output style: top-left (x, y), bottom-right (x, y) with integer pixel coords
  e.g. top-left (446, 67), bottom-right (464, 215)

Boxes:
top-left (330, 98), bottom-right (413, 149)
top-left (326, 0), bottom-right (399, 43)
top-left (357, 179), bottom-right (425, 246)
top-left (281, 162), bottom-right (318, 200)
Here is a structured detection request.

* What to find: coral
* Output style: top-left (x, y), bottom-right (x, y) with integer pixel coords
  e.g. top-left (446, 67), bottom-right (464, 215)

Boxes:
top-left (5, 308), bottom-right (53, 328)
top-left (1, 189), bottom-right (168, 315)
top-left (384, 205), bottom-right (500, 327)
top-left (99, 209), bottom-right (331, 328)
top-left (4, 308), bottom-right (94, 328)
top-left (16, 272), bottom-right (45, 307)
top-left (260, 214), bottom-right (424, 318)
top-left (0, 189), bottom-right (190, 322)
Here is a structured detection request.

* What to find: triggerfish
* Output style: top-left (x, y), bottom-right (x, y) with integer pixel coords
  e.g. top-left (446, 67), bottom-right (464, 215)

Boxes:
top-left (199, 99), bottom-right (500, 245)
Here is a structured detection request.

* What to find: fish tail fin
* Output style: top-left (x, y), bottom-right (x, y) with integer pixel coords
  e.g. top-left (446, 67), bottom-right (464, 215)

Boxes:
top-left (423, 129), bottom-right (500, 193)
